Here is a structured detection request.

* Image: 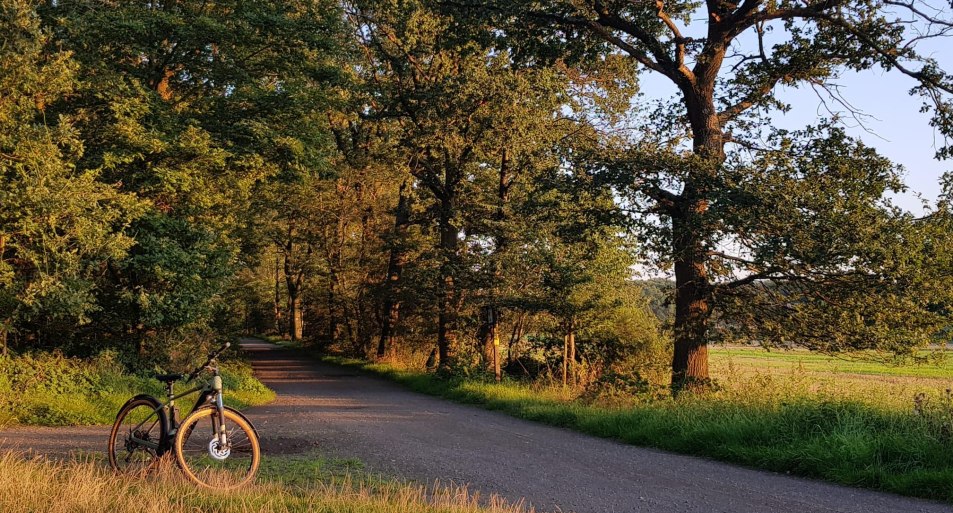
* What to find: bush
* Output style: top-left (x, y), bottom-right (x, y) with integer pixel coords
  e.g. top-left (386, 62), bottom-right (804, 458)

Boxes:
top-left (582, 370), bottom-right (661, 404)
top-left (502, 356), bottom-right (547, 380)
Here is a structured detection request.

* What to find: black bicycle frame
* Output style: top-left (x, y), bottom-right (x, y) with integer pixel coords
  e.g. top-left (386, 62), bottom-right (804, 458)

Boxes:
top-left (126, 342), bottom-right (231, 454)
top-left (127, 376), bottom-right (218, 454)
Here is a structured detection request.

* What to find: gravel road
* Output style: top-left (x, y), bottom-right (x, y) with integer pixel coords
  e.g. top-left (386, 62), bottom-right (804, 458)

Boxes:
top-left (2, 338), bottom-right (952, 513)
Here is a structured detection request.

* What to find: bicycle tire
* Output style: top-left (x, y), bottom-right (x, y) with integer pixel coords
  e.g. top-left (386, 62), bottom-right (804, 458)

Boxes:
top-left (108, 395), bottom-right (168, 473)
top-left (173, 407), bottom-right (260, 489)
top-left (192, 405), bottom-right (260, 441)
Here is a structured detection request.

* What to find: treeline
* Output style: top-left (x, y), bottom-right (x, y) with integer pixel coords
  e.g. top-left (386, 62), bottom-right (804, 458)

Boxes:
top-left (2, 0), bottom-right (952, 388)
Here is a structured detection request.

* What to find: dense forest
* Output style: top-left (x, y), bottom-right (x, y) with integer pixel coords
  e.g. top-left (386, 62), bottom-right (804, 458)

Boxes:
top-left (3, 0), bottom-right (953, 391)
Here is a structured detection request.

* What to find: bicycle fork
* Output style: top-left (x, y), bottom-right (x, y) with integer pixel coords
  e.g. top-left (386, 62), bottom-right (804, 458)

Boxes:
top-left (213, 375), bottom-right (228, 446)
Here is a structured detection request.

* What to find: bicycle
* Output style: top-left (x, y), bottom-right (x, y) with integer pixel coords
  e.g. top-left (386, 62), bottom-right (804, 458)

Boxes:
top-left (107, 342), bottom-right (261, 488)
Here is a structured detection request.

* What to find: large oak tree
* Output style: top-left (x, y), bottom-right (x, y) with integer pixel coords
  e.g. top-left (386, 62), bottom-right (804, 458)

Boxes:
top-left (447, 0), bottom-right (953, 388)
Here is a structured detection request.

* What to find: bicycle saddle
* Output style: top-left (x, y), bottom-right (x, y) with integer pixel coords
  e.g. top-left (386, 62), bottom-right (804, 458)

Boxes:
top-left (155, 373), bottom-right (184, 383)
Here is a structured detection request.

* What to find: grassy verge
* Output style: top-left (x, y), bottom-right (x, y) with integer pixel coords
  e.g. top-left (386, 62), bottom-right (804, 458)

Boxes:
top-left (0, 350), bottom-right (275, 427)
top-left (323, 352), bottom-right (953, 503)
top-left (0, 452), bottom-right (524, 513)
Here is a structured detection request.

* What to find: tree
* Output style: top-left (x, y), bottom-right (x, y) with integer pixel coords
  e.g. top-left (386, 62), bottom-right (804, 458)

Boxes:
top-left (42, 0), bottom-right (348, 350)
top-left (449, 0), bottom-right (953, 389)
top-left (0, 0), bottom-right (144, 353)
top-left (508, 159), bottom-right (650, 385)
top-left (349, 0), bottom-right (576, 368)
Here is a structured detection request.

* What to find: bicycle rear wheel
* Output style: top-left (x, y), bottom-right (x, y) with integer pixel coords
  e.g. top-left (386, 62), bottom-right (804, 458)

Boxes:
top-left (108, 396), bottom-right (167, 474)
top-left (173, 407), bottom-right (260, 489)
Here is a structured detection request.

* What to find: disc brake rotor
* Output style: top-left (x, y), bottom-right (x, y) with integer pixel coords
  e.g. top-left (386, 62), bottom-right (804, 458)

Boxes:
top-left (208, 439), bottom-right (231, 461)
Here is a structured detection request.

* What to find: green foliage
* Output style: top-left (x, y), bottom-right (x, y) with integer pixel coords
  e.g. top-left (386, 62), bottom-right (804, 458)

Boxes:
top-left (114, 213), bottom-right (236, 332)
top-left (0, 0), bottom-right (145, 346)
top-left (446, 0), bottom-right (953, 379)
top-left (1, 0), bottom-right (351, 357)
top-left (3, 0), bottom-right (953, 405)
top-left (0, 350), bottom-right (274, 427)
top-left (712, 125), bottom-right (952, 352)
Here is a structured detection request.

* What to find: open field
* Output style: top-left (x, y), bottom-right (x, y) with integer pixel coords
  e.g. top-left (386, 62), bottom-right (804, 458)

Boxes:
top-left (326, 347), bottom-right (953, 502)
top-left (712, 347), bottom-right (953, 378)
top-left (710, 347), bottom-right (953, 411)
top-left (0, 452), bottom-right (522, 513)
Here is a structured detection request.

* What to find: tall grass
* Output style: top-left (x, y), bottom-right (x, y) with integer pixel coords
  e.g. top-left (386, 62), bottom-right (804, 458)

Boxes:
top-left (0, 453), bottom-right (527, 513)
top-left (327, 353), bottom-right (953, 502)
top-left (0, 351), bottom-right (275, 427)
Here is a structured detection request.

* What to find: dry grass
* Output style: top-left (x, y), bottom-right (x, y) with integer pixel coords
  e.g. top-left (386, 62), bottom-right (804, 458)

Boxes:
top-left (0, 453), bottom-right (528, 513)
top-left (709, 348), bottom-right (953, 412)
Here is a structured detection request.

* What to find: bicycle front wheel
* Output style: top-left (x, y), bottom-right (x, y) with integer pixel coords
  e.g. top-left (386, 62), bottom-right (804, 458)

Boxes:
top-left (173, 407), bottom-right (260, 489)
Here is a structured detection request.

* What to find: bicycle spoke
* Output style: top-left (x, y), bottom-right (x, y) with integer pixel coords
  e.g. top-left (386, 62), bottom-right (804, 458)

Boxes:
top-left (109, 400), bottom-right (165, 475)
top-left (175, 408), bottom-right (259, 489)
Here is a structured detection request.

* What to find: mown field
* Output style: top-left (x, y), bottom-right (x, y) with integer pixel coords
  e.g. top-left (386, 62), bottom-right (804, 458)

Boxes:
top-left (328, 346), bottom-right (953, 502)
top-left (0, 452), bottom-right (523, 513)
top-left (710, 347), bottom-right (953, 410)
top-left (0, 351), bottom-right (275, 427)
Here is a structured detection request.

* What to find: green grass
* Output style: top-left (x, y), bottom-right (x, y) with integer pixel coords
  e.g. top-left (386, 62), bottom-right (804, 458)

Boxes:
top-left (0, 350), bottom-right (275, 427)
top-left (0, 452), bottom-right (524, 513)
top-left (323, 350), bottom-right (953, 503)
top-left (711, 347), bottom-right (953, 379)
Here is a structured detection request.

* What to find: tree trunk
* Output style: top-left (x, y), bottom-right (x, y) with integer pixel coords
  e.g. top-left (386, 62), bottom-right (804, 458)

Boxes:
top-left (377, 302), bottom-right (401, 359)
top-left (289, 295), bottom-right (304, 341)
top-left (273, 252), bottom-right (283, 335)
top-left (327, 269), bottom-right (340, 345)
top-left (480, 323), bottom-right (493, 367)
top-left (436, 197), bottom-right (459, 369)
top-left (286, 288), bottom-right (303, 342)
top-left (507, 313), bottom-right (525, 365)
top-left (567, 329), bottom-right (576, 385)
top-left (0, 235), bottom-right (6, 356)
top-left (561, 332), bottom-right (569, 386)
top-left (485, 149), bottom-right (510, 376)
top-left (478, 307), bottom-right (499, 376)
top-left (669, 193), bottom-right (714, 391)
top-left (377, 182), bottom-right (411, 358)
top-left (327, 208), bottom-right (346, 346)
top-left (491, 322), bottom-right (501, 382)
top-left (667, 77), bottom-right (723, 391)
top-left (284, 248), bottom-right (304, 342)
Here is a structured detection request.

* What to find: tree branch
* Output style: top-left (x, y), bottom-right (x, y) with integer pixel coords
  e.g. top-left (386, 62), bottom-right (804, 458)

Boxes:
top-left (884, 0), bottom-right (953, 29)
top-left (718, 75), bottom-right (783, 124)
top-left (816, 12), bottom-right (953, 96)
top-left (655, 0), bottom-right (694, 81)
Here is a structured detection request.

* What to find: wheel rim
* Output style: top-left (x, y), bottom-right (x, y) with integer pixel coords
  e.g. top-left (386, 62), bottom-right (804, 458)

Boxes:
top-left (111, 403), bottom-right (162, 473)
top-left (176, 409), bottom-right (258, 488)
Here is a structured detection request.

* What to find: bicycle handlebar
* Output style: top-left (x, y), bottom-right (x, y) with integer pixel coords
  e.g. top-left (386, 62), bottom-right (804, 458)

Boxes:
top-left (185, 342), bottom-right (231, 382)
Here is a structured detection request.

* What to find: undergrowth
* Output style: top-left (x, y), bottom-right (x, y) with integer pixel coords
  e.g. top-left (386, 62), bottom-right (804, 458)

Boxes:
top-left (0, 350), bottom-right (274, 427)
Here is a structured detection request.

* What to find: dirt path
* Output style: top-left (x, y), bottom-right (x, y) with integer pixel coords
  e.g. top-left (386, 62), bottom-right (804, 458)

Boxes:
top-left (3, 338), bottom-right (952, 513)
